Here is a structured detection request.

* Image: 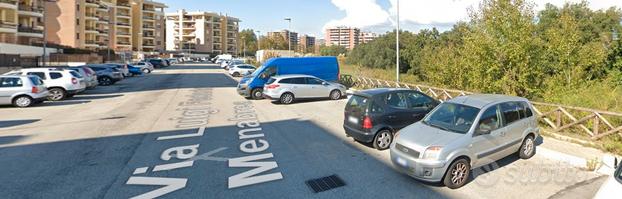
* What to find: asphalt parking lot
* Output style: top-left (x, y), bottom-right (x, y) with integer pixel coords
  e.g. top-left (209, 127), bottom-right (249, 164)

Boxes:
top-left (0, 64), bottom-right (605, 198)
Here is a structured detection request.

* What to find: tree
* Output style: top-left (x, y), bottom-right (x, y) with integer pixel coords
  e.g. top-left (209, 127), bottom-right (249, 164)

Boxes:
top-left (238, 29), bottom-right (257, 57)
top-left (319, 45), bottom-right (348, 56)
top-left (259, 35), bottom-right (288, 50)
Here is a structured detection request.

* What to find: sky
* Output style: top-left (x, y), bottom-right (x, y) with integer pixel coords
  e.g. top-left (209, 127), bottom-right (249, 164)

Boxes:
top-left (159, 0), bottom-right (622, 39)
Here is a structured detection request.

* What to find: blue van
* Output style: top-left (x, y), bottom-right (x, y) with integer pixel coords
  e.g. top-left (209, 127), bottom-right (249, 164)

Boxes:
top-left (237, 57), bottom-right (340, 99)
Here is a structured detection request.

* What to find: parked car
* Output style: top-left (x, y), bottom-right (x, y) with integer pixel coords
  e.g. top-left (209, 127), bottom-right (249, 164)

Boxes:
top-left (390, 94), bottom-right (539, 189)
top-left (228, 64), bottom-right (256, 77)
top-left (88, 65), bottom-right (124, 86)
top-left (126, 65), bottom-right (144, 76)
top-left (68, 66), bottom-right (98, 89)
top-left (594, 160), bottom-right (622, 198)
top-left (145, 59), bottom-right (167, 68)
top-left (104, 63), bottom-right (130, 77)
top-left (238, 57), bottom-right (340, 99)
top-left (167, 58), bottom-right (179, 65)
top-left (132, 62), bottom-right (155, 73)
top-left (214, 54), bottom-right (233, 64)
top-left (221, 59), bottom-right (244, 70)
top-left (4, 68), bottom-right (86, 101)
top-left (0, 75), bottom-right (49, 107)
top-left (262, 75), bottom-right (346, 104)
top-left (343, 88), bottom-right (439, 150)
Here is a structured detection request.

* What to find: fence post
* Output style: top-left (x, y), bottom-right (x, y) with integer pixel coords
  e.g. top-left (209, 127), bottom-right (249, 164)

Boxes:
top-left (593, 116), bottom-right (600, 137)
top-left (556, 109), bottom-right (562, 130)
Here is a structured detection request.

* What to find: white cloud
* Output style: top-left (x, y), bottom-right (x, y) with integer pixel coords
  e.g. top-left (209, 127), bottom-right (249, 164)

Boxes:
top-left (322, 0), bottom-right (390, 31)
top-left (323, 0), bottom-right (622, 34)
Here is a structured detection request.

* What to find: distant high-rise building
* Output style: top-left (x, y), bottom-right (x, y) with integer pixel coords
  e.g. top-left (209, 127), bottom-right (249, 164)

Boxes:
top-left (165, 9), bottom-right (240, 54)
top-left (0, 0), bottom-right (46, 45)
top-left (324, 27), bottom-right (379, 50)
top-left (44, 0), bottom-right (167, 52)
top-left (299, 35), bottom-right (315, 53)
top-left (267, 30), bottom-right (298, 50)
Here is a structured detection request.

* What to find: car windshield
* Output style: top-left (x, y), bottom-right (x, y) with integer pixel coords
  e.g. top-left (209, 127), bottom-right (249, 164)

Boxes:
top-left (423, 102), bottom-right (480, 134)
top-left (250, 66), bottom-right (265, 77)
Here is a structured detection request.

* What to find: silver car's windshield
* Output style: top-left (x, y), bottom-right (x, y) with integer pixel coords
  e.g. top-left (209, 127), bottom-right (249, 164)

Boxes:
top-left (423, 102), bottom-right (480, 134)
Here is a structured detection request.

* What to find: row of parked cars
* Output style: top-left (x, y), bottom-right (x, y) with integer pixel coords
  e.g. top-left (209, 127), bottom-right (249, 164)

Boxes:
top-left (232, 56), bottom-right (540, 189)
top-left (0, 59), bottom-right (169, 108)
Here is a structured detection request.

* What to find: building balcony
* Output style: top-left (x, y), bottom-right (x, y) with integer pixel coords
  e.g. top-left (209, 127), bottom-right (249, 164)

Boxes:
top-left (143, 25), bottom-right (154, 30)
top-left (117, 13), bottom-right (130, 18)
top-left (97, 5), bottom-right (107, 11)
top-left (142, 16), bottom-right (155, 21)
top-left (85, 0), bottom-right (99, 7)
top-left (0, 0), bottom-right (18, 9)
top-left (0, 22), bottom-right (17, 33)
top-left (17, 4), bottom-right (43, 17)
top-left (17, 26), bottom-right (42, 37)
top-left (117, 41), bottom-right (131, 46)
top-left (116, 22), bottom-right (131, 27)
top-left (116, 32), bottom-right (131, 37)
top-left (117, 3), bottom-right (130, 9)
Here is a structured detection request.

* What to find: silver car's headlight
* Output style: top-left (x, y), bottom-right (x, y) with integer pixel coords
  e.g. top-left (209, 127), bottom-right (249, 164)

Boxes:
top-left (422, 146), bottom-right (443, 160)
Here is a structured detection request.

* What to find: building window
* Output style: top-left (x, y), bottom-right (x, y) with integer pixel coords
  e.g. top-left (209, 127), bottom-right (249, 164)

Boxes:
top-left (157, 41), bottom-right (161, 45)
top-left (76, 33), bottom-right (80, 40)
top-left (76, 4), bottom-right (80, 12)
top-left (76, 19), bottom-right (79, 25)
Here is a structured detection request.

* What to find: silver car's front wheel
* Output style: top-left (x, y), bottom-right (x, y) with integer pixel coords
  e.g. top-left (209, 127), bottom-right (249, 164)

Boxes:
top-left (372, 130), bottom-right (392, 150)
top-left (13, 96), bottom-right (33, 108)
top-left (443, 158), bottom-right (470, 189)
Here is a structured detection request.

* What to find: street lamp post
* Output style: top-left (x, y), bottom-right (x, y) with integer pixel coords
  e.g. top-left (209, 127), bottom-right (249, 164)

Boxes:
top-left (256, 30), bottom-right (261, 50)
top-left (396, 0), bottom-right (400, 82)
top-left (284, 18), bottom-right (292, 52)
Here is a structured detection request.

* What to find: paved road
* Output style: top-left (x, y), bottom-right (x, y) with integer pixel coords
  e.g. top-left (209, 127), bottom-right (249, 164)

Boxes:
top-left (0, 64), bottom-right (604, 198)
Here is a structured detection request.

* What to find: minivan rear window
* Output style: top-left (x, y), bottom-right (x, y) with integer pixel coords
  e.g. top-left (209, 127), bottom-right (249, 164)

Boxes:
top-left (347, 95), bottom-right (369, 113)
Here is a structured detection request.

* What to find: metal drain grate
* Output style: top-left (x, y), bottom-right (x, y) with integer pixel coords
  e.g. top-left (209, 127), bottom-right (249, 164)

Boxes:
top-left (305, 175), bottom-right (346, 193)
top-left (100, 116), bottom-right (126, 120)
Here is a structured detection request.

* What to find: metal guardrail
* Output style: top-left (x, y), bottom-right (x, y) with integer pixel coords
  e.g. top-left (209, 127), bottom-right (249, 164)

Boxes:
top-left (345, 75), bottom-right (622, 141)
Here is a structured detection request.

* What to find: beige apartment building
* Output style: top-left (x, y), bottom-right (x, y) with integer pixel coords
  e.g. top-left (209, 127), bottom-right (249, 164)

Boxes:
top-left (165, 9), bottom-right (240, 54)
top-left (0, 0), bottom-right (45, 45)
top-left (299, 34), bottom-right (315, 53)
top-left (324, 27), bottom-right (378, 50)
top-left (44, 0), bottom-right (166, 52)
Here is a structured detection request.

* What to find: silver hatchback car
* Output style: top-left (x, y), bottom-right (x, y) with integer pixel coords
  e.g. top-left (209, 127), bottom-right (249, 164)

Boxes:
top-left (0, 75), bottom-right (49, 107)
top-left (262, 74), bottom-right (347, 104)
top-left (390, 94), bottom-right (539, 189)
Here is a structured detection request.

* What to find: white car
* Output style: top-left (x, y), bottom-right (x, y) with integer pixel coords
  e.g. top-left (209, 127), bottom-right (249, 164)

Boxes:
top-left (228, 64), bottom-right (256, 77)
top-left (4, 68), bottom-right (86, 101)
top-left (132, 62), bottom-right (155, 73)
top-left (262, 74), bottom-right (347, 104)
top-left (594, 162), bottom-right (621, 198)
top-left (221, 59), bottom-right (245, 70)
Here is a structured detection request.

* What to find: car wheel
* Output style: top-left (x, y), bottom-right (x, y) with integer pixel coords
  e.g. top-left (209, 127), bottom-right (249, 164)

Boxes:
top-left (443, 158), bottom-right (470, 189)
top-left (13, 96), bottom-right (33, 108)
top-left (330, 90), bottom-right (342, 100)
top-left (372, 129), bottom-right (393, 150)
top-left (280, 93), bottom-right (295, 104)
top-left (233, 72), bottom-right (240, 77)
top-left (251, 88), bottom-right (263, 100)
top-left (518, 135), bottom-right (536, 159)
top-left (47, 88), bottom-right (66, 101)
top-left (100, 77), bottom-right (113, 86)
top-left (142, 68), bottom-right (150, 74)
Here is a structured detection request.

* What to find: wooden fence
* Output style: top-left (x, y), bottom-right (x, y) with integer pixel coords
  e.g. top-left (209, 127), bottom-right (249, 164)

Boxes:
top-left (343, 75), bottom-right (622, 141)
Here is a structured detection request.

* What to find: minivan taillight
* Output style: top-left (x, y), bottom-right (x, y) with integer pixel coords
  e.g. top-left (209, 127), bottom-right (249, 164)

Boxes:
top-left (71, 78), bottom-right (78, 84)
top-left (363, 116), bottom-right (373, 129)
top-left (266, 84), bottom-right (280, 89)
top-left (31, 86), bottom-right (38, 93)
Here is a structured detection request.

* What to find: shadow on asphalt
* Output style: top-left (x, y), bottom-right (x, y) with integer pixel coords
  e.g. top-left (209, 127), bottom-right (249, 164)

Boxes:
top-left (67, 94), bottom-right (124, 101)
top-left (0, 120), bottom-right (40, 128)
top-left (0, 135), bottom-right (28, 145)
top-left (38, 100), bottom-right (92, 107)
top-left (0, 119), bottom-right (451, 199)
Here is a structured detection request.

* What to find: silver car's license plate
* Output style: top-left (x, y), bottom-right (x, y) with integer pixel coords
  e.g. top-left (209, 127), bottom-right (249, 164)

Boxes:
top-left (348, 116), bottom-right (358, 124)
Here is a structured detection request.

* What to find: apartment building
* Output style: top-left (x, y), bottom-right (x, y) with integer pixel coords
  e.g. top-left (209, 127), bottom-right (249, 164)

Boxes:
top-left (298, 34), bottom-right (315, 53)
top-left (359, 32), bottom-right (378, 44)
top-left (44, 0), bottom-right (166, 52)
top-left (0, 0), bottom-right (45, 45)
top-left (165, 9), bottom-right (240, 54)
top-left (267, 29), bottom-right (298, 50)
top-left (324, 27), bottom-right (378, 50)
